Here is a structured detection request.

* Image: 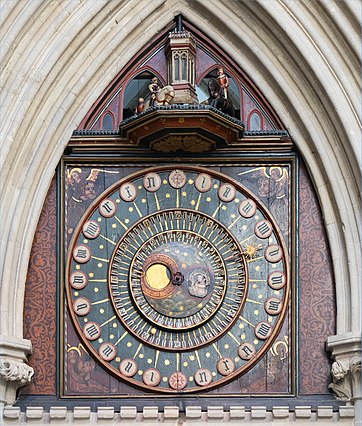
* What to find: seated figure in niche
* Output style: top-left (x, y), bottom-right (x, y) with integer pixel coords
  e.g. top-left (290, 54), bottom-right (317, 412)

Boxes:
top-left (202, 78), bottom-right (235, 117)
top-left (147, 76), bottom-right (175, 107)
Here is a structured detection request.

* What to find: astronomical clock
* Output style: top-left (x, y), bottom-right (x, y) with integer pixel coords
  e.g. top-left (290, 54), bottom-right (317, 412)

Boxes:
top-left (62, 153), bottom-right (295, 396)
top-left (60, 20), bottom-right (296, 398)
top-left (20, 19), bottom-right (334, 406)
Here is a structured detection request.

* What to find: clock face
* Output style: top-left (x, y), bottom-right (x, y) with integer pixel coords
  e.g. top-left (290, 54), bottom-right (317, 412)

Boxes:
top-left (65, 166), bottom-right (289, 393)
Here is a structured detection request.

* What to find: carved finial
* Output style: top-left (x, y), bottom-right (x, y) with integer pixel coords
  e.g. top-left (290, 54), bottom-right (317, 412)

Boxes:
top-left (176, 14), bottom-right (183, 32)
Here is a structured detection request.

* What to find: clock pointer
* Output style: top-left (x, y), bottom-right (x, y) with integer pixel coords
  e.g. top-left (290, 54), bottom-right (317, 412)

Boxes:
top-left (172, 271), bottom-right (184, 286)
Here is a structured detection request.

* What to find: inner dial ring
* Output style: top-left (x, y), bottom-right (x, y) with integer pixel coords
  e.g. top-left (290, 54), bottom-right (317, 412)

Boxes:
top-left (131, 229), bottom-right (227, 331)
top-left (109, 209), bottom-right (248, 351)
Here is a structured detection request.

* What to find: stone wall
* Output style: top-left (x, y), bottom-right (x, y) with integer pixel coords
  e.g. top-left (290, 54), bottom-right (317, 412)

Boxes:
top-left (0, 0), bottom-right (360, 423)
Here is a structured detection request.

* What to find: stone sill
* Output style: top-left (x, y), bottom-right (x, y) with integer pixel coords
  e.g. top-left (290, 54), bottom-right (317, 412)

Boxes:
top-left (2, 404), bottom-right (354, 424)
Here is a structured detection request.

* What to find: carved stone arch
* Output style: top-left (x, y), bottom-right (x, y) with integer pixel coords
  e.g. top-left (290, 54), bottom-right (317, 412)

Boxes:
top-left (0, 0), bottom-right (360, 417)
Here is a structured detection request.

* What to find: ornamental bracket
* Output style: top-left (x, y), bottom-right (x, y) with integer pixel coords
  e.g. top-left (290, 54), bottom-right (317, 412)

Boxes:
top-left (327, 333), bottom-right (361, 403)
top-left (0, 335), bottom-right (33, 406)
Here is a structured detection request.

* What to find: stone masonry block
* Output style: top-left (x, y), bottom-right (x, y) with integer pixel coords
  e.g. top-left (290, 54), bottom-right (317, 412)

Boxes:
top-left (143, 406), bottom-right (159, 419)
top-left (339, 405), bottom-right (355, 418)
top-left (97, 406), bottom-right (115, 419)
top-left (186, 406), bottom-right (202, 419)
top-left (229, 406), bottom-right (245, 419)
top-left (317, 406), bottom-right (333, 418)
top-left (295, 406), bottom-right (312, 418)
top-left (251, 406), bottom-right (267, 419)
top-left (73, 406), bottom-right (91, 419)
top-left (207, 406), bottom-right (224, 419)
top-left (272, 406), bottom-right (289, 418)
top-left (120, 406), bottom-right (137, 419)
top-left (164, 406), bottom-right (179, 419)
top-left (49, 407), bottom-right (67, 419)
top-left (26, 407), bottom-right (44, 419)
top-left (3, 406), bottom-right (20, 419)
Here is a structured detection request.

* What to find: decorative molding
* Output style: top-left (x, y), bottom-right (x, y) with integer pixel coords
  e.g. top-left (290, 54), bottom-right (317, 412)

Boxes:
top-left (2, 405), bottom-right (355, 424)
top-left (0, 336), bottom-right (32, 360)
top-left (49, 406), bottom-right (67, 419)
top-left (119, 104), bottom-right (245, 127)
top-left (151, 135), bottom-right (214, 152)
top-left (71, 128), bottom-right (288, 138)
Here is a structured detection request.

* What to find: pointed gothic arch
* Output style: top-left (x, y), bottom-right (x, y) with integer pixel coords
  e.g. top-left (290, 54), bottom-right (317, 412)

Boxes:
top-left (0, 0), bottom-right (360, 421)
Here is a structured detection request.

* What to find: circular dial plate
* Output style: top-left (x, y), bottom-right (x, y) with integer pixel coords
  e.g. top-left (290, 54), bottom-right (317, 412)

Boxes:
top-left (66, 166), bottom-right (289, 393)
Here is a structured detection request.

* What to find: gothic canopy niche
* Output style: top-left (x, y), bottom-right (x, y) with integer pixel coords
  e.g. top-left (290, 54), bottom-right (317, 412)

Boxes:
top-left (73, 15), bottom-right (289, 153)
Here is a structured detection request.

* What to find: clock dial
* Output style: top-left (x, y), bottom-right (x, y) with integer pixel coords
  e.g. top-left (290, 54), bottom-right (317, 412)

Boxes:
top-left (111, 209), bottom-right (246, 347)
top-left (65, 166), bottom-right (289, 393)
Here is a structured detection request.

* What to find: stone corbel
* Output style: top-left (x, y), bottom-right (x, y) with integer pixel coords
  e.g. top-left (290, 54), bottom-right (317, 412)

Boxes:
top-left (350, 355), bottom-right (361, 401)
top-left (0, 335), bottom-right (33, 406)
top-left (327, 333), bottom-right (362, 403)
top-left (329, 358), bottom-right (352, 400)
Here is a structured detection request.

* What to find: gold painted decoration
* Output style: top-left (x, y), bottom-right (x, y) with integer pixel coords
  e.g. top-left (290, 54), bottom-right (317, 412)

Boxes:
top-left (150, 135), bottom-right (215, 153)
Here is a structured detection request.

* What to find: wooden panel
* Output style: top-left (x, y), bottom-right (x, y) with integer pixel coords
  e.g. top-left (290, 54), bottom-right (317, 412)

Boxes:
top-left (21, 158), bottom-right (336, 399)
top-left (299, 162), bottom-right (335, 394)
top-left (21, 178), bottom-right (57, 395)
top-left (61, 162), bottom-right (293, 397)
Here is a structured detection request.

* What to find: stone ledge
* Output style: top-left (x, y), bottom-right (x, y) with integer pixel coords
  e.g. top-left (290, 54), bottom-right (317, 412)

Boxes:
top-left (1, 404), bottom-right (354, 423)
